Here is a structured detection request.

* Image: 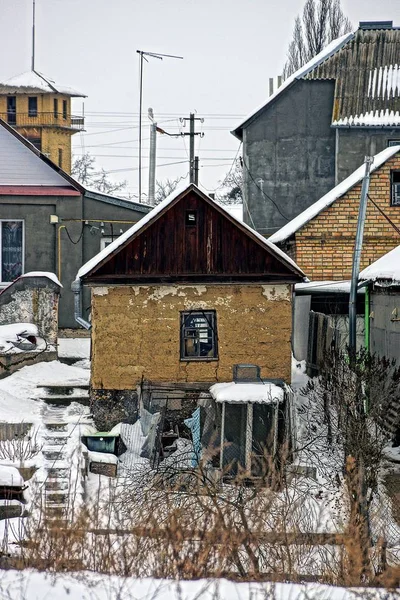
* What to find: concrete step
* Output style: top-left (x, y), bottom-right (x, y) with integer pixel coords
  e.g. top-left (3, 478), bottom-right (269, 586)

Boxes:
top-left (43, 435), bottom-right (69, 446)
top-left (43, 450), bottom-right (67, 461)
top-left (38, 384), bottom-right (89, 395)
top-left (43, 421), bottom-right (68, 432)
top-left (45, 492), bottom-right (68, 505)
top-left (45, 505), bottom-right (66, 519)
top-left (45, 480), bottom-right (69, 491)
top-left (41, 396), bottom-right (90, 406)
top-left (46, 468), bottom-right (69, 478)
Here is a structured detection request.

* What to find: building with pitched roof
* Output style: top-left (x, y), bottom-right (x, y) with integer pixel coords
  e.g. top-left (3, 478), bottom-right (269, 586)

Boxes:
top-left (0, 118), bottom-right (150, 328)
top-left (0, 70), bottom-right (85, 173)
top-left (268, 146), bottom-right (400, 281)
top-left (77, 183), bottom-right (305, 431)
top-left (232, 22), bottom-right (400, 235)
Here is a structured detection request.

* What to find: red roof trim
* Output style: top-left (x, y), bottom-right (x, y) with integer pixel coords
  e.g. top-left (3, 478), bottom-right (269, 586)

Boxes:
top-left (0, 186), bottom-right (80, 196)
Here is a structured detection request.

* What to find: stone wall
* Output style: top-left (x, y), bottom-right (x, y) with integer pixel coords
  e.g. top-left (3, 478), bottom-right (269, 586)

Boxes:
top-left (91, 283), bottom-right (293, 390)
top-left (291, 153), bottom-right (400, 280)
top-left (0, 274), bottom-right (61, 345)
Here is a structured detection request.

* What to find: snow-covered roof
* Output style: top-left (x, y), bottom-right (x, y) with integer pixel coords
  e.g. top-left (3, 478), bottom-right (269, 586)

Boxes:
top-left (0, 70), bottom-right (86, 97)
top-left (232, 32), bottom-right (354, 137)
top-left (209, 381), bottom-right (284, 404)
top-left (21, 272), bottom-right (62, 287)
top-left (359, 245), bottom-right (400, 284)
top-left (333, 109), bottom-right (400, 127)
top-left (269, 146), bottom-right (400, 244)
top-left (77, 183), bottom-right (305, 281)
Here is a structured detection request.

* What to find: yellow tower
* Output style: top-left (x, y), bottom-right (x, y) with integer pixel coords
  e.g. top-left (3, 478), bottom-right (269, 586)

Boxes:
top-left (0, 70), bottom-right (85, 173)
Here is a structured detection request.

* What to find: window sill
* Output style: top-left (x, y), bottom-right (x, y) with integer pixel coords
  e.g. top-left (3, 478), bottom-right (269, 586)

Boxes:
top-left (180, 357), bottom-right (219, 363)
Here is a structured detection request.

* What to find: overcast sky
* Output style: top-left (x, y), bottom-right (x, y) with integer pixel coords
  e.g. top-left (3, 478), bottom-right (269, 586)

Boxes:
top-left (1, 0), bottom-right (399, 201)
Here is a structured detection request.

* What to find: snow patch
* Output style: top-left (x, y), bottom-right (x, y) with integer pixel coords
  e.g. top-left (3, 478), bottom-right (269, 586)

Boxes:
top-left (210, 382), bottom-right (284, 404)
top-left (0, 465), bottom-right (24, 487)
top-left (21, 271), bottom-right (62, 287)
top-left (359, 244), bottom-right (400, 283)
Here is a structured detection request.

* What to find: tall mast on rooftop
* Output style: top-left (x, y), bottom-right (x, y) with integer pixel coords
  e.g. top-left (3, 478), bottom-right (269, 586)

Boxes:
top-left (32, 0), bottom-right (36, 71)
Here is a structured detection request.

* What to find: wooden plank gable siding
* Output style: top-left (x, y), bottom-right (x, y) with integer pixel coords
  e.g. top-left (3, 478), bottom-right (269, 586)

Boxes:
top-left (86, 191), bottom-right (301, 283)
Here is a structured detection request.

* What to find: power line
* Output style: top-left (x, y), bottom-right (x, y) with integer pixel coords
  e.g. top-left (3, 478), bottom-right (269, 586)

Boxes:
top-left (242, 158), bottom-right (290, 222)
top-left (367, 193), bottom-right (400, 236)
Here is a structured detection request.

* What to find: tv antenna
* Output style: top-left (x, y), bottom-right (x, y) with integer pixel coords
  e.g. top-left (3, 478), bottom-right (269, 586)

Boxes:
top-left (136, 50), bottom-right (183, 203)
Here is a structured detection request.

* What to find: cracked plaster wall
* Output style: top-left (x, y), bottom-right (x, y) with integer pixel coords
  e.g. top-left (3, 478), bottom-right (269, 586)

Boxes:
top-left (91, 283), bottom-right (293, 389)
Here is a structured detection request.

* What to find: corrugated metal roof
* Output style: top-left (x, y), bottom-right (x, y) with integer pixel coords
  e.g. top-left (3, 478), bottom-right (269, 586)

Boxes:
top-left (304, 28), bottom-right (400, 125)
top-left (233, 27), bottom-right (400, 135)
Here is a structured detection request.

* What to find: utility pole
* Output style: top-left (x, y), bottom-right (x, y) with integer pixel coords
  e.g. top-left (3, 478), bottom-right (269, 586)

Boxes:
top-left (32, 0), bottom-right (36, 71)
top-left (349, 155), bottom-right (374, 358)
top-left (194, 156), bottom-right (199, 186)
top-left (136, 50), bottom-right (183, 203)
top-left (148, 108), bottom-right (157, 206)
top-left (180, 113), bottom-right (204, 183)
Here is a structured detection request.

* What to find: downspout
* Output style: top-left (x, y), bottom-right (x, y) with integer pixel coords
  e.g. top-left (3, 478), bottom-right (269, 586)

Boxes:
top-left (71, 279), bottom-right (91, 330)
top-left (364, 285), bottom-right (370, 353)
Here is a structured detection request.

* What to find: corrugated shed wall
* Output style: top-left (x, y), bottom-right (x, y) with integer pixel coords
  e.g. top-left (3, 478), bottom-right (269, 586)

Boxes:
top-left (304, 29), bottom-right (400, 122)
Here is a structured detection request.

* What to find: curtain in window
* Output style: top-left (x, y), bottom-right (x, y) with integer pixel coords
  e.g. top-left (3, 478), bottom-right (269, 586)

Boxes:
top-left (2, 221), bottom-right (23, 282)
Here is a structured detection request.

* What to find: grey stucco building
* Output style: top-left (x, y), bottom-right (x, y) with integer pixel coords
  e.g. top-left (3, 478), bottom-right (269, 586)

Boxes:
top-left (232, 22), bottom-right (400, 237)
top-left (0, 118), bottom-right (150, 328)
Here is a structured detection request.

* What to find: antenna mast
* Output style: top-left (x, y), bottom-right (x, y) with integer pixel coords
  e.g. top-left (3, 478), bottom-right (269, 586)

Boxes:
top-left (32, 0), bottom-right (36, 71)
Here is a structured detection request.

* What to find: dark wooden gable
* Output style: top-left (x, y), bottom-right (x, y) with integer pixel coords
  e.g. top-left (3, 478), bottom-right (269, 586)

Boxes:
top-left (84, 187), bottom-right (303, 283)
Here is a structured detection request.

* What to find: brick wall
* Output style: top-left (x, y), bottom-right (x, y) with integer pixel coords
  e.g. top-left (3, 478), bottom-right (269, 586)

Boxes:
top-left (292, 153), bottom-right (400, 280)
top-left (90, 283), bottom-right (293, 389)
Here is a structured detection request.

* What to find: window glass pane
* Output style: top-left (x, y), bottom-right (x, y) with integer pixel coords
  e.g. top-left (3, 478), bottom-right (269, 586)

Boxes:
top-left (223, 404), bottom-right (247, 475)
top-left (2, 221), bottom-right (23, 282)
top-left (181, 311), bottom-right (217, 359)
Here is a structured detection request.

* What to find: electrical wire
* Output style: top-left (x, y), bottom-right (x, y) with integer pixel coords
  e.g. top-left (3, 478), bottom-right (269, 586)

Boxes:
top-left (64, 224), bottom-right (85, 244)
top-left (242, 157), bottom-right (290, 222)
top-left (367, 194), bottom-right (400, 236)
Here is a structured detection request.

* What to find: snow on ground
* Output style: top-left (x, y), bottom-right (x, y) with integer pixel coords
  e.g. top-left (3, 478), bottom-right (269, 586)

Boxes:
top-left (57, 337), bottom-right (90, 359)
top-left (0, 570), bottom-right (396, 600)
top-left (0, 323), bottom-right (40, 353)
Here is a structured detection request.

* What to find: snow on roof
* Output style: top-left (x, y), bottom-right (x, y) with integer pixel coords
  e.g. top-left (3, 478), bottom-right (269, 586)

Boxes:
top-left (21, 272), bottom-right (62, 287)
top-left (359, 245), bottom-right (400, 283)
top-left (296, 280), bottom-right (365, 294)
top-left (77, 183), bottom-right (305, 281)
top-left (269, 145), bottom-right (400, 244)
top-left (210, 381), bottom-right (284, 404)
top-left (333, 109), bottom-right (400, 127)
top-left (0, 70), bottom-right (85, 97)
top-left (0, 465), bottom-right (24, 487)
top-left (233, 32), bottom-right (354, 136)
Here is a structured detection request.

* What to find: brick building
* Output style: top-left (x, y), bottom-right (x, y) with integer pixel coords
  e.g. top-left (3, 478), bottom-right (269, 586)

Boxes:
top-left (77, 184), bottom-right (305, 431)
top-left (269, 146), bottom-right (400, 281)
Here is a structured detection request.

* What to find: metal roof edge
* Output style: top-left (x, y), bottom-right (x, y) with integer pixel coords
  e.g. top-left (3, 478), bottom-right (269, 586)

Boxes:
top-left (84, 190), bottom-right (151, 213)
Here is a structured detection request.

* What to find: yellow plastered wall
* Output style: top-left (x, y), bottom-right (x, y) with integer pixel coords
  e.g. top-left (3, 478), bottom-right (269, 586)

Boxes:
top-left (91, 284), bottom-right (293, 389)
top-left (41, 128), bottom-right (72, 172)
top-left (292, 154), bottom-right (400, 280)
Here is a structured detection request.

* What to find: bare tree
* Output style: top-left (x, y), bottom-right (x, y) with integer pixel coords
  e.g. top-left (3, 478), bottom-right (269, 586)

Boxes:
top-left (283, 0), bottom-right (352, 78)
top-left (72, 152), bottom-right (129, 196)
top-left (216, 159), bottom-right (243, 205)
top-left (154, 177), bottom-right (182, 205)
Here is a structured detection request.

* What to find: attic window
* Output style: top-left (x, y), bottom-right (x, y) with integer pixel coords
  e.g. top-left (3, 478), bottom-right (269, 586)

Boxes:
top-left (391, 171), bottom-right (400, 206)
top-left (388, 140), bottom-right (400, 148)
top-left (185, 210), bottom-right (197, 227)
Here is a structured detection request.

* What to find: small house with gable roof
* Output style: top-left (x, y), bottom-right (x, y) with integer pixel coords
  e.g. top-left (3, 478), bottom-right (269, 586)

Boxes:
top-left (77, 183), bottom-right (305, 433)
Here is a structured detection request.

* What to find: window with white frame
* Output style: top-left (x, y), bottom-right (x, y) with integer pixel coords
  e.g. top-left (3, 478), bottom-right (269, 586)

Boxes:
top-left (100, 237), bottom-right (113, 251)
top-left (391, 171), bottom-right (400, 206)
top-left (0, 220), bottom-right (24, 283)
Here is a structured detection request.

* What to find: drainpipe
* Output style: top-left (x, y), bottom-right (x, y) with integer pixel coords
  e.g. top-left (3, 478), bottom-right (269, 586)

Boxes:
top-left (71, 279), bottom-right (91, 330)
top-left (364, 285), bottom-right (370, 353)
